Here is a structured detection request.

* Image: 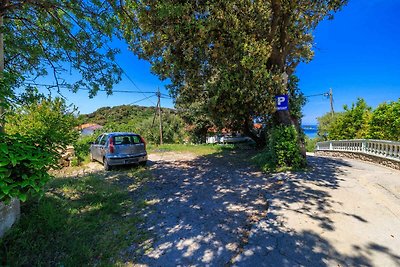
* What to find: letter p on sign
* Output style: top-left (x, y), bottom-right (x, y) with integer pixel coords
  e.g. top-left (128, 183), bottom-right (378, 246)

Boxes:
top-left (275, 95), bottom-right (289, 111)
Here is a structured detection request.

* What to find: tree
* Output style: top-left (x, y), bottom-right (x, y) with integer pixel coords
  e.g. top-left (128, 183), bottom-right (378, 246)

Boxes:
top-left (136, 112), bottom-right (188, 144)
top-left (317, 112), bottom-right (342, 141)
top-left (5, 88), bottom-right (79, 149)
top-left (120, 0), bottom-right (346, 150)
top-left (369, 99), bottom-right (400, 141)
top-left (1, 89), bottom-right (78, 203)
top-left (326, 98), bottom-right (371, 140)
top-left (0, 0), bottom-right (129, 131)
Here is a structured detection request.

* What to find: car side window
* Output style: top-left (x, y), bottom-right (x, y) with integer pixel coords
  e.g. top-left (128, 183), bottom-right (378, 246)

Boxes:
top-left (99, 135), bottom-right (108, 146)
top-left (132, 135), bottom-right (141, 144)
top-left (94, 135), bottom-right (103, 145)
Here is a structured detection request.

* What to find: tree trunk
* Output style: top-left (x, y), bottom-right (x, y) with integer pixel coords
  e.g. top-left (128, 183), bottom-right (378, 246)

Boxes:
top-left (243, 117), bottom-right (266, 148)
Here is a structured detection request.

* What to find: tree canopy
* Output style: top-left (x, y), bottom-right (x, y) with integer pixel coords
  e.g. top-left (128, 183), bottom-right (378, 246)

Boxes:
top-left (317, 98), bottom-right (400, 142)
top-left (120, 0), bottom-right (347, 143)
top-left (1, 0), bottom-right (127, 95)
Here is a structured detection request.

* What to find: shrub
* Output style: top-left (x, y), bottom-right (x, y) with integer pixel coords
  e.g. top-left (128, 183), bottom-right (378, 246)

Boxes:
top-left (254, 125), bottom-right (306, 172)
top-left (0, 133), bottom-right (57, 203)
top-left (73, 135), bottom-right (97, 164)
top-left (305, 136), bottom-right (319, 152)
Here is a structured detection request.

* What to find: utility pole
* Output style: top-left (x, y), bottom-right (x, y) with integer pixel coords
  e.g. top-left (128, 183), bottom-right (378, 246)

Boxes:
top-left (157, 89), bottom-right (163, 145)
top-left (151, 88), bottom-right (163, 145)
top-left (329, 88), bottom-right (334, 117)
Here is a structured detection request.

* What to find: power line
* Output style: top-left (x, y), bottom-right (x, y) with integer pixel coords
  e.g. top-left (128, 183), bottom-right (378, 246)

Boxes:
top-left (23, 81), bottom-right (169, 107)
top-left (23, 82), bottom-right (158, 94)
top-left (305, 92), bottom-right (329, 98)
top-left (55, 7), bottom-right (157, 105)
top-left (305, 89), bottom-right (334, 116)
top-left (129, 95), bottom-right (156, 105)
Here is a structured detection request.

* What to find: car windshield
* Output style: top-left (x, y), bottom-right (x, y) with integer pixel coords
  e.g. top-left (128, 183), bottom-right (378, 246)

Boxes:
top-left (113, 135), bottom-right (141, 145)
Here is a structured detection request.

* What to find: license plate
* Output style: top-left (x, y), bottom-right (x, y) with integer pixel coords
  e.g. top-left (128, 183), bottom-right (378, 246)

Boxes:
top-left (125, 159), bottom-right (138, 164)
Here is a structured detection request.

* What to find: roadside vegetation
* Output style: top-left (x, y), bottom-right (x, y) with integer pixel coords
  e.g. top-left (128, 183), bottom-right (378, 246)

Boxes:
top-left (148, 143), bottom-right (236, 156)
top-left (317, 98), bottom-right (400, 141)
top-left (1, 1), bottom-right (349, 265)
top-left (0, 167), bottom-right (152, 266)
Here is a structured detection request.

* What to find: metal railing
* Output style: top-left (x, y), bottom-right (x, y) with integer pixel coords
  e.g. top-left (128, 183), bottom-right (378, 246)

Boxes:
top-left (316, 139), bottom-right (400, 162)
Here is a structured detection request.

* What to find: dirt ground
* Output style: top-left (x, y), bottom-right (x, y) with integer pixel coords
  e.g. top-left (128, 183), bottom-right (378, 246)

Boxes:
top-left (118, 150), bottom-right (400, 267)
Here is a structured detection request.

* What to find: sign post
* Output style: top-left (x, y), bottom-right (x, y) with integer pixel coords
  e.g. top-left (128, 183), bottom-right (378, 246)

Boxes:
top-left (275, 95), bottom-right (289, 111)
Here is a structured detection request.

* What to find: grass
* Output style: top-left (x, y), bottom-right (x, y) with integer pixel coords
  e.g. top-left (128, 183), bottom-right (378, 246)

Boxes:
top-left (0, 167), bottom-right (152, 266)
top-left (148, 143), bottom-right (237, 156)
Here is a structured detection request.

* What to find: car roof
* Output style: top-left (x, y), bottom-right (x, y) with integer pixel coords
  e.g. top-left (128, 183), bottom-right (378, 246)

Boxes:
top-left (102, 132), bottom-right (140, 136)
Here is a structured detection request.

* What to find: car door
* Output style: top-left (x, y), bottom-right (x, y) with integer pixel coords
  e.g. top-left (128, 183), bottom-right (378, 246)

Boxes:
top-left (91, 134), bottom-right (103, 161)
top-left (98, 134), bottom-right (109, 161)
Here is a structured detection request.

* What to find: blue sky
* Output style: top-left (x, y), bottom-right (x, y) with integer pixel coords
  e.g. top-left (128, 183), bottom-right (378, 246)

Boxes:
top-left (40, 0), bottom-right (400, 124)
top-left (299, 0), bottom-right (400, 124)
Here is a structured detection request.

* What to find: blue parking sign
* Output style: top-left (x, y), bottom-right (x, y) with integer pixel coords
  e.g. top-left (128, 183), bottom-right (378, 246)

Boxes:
top-left (276, 95), bottom-right (289, 111)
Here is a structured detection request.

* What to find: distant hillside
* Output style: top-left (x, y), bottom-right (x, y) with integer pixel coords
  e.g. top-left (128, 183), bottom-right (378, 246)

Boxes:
top-left (78, 104), bottom-right (187, 143)
top-left (78, 104), bottom-right (178, 132)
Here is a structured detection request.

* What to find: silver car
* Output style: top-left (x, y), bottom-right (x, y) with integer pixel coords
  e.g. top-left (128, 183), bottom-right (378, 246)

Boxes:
top-left (90, 132), bottom-right (147, 170)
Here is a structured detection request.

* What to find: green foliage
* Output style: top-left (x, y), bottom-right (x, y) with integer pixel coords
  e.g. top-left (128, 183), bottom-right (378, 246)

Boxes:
top-left (73, 135), bottom-right (97, 164)
top-left (6, 95), bottom-right (79, 149)
top-left (0, 134), bottom-right (56, 203)
top-left (2, 94), bottom-right (79, 202)
top-left (305, 136), bottom-right (319, 152)
top-left (318, 98), bottom-right (400, 141)
top-left (254, 125), bottom-right (306, 172)
top-left (80, 105), bottom-right (189, 145)
top-left (328, 98), bottom-right (371, 140)
top-left (178, 102), bottom-right (215, 144)
top-left (81, 105), bottom-right (158, 129)
top-left (148, 143), bottom-right (234, 156)
top-left (3, 1), bottom-right (124, 96)
top-left (317, 112), bottom-right (343, 140)
top-left (368, 100), bottom-right (400, 141)
top-left (0, 172), bottom-right (149, 266)
top-left (137, 112), bottom-right (188, 144)
top-left (120, 0), bottom-right (346, 144)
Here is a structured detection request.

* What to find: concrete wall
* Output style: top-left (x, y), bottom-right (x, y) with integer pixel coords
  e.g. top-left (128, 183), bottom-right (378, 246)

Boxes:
top-left (0, 198), bottom-right (20, 238)
top-left (315, 150), bottom-right (400, 171)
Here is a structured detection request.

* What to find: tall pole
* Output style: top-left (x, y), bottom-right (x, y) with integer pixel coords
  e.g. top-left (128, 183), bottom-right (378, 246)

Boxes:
top-left (157, 88), bottom-right (163, 145)
top-left (329, 88), bottom-right (334, 117)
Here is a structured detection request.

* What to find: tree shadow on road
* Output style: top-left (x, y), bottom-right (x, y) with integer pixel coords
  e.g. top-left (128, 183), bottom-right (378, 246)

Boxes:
top-left (119, 150), bottom-right (399, 266)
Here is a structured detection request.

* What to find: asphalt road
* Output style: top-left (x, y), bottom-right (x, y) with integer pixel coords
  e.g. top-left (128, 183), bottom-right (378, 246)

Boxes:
top-left (128, 151), bottom-right (400, 267)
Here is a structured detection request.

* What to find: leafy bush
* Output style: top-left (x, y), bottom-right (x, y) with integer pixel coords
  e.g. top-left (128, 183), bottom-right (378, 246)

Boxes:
top-left (2, 93), bottom-right (79, 202)
top-left (317, 98), bottom-right (400, 141)
top-left (368, 100), bottom-right (400, 141)
top-left (254, 125), bottom-right (306, 172)
top-left (73, 135), bottom-right (97, 164)
top-left (6, 95), bottom-right (79, 148)
top-left (305, 136), bottom-right (319, 152)
top-left (0, 134), bottom-right (57, 203)
top-left (137, 112), bottom-right (188, 144)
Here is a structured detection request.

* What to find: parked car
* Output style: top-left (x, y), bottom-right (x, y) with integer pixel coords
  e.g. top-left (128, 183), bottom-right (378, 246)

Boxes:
top-left (89, 132), bottom-right (147, 170)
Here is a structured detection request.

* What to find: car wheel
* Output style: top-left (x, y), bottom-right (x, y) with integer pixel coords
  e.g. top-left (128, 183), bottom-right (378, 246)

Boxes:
top-left (103, 158), bottom-right (112, 171)
top-left (139, 160), bottom-right (147, 167)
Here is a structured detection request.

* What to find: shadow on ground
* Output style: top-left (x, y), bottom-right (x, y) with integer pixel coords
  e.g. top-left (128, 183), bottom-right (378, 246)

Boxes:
top-left (116, 149), bottom-right (400, 266)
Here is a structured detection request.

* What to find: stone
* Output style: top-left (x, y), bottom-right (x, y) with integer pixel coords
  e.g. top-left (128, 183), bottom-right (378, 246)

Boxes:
top-left (0, 198), bottom-right (20, 238)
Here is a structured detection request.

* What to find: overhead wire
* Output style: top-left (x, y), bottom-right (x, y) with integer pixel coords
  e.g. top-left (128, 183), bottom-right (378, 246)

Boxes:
top-left (23, 82), bottom-right (157, 94)
top-left (129, 95), bottom-right (156, 105)
top-left (22, 81), bottom-right (166, 106)
top-left (56, 6), bottom-right (158, 105)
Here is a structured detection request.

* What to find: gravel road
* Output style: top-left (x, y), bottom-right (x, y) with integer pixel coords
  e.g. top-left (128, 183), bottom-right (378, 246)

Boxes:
top-left (126, 151), bottom-right (400, 267)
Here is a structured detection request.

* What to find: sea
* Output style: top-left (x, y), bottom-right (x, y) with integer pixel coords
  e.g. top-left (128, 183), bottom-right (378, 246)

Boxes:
top-left (302, 125), bottom-right (318, 139)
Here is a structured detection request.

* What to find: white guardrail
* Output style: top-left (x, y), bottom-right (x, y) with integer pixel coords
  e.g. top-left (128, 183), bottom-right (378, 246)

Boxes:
top-left (316, 139), bottom-right (400, 162)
